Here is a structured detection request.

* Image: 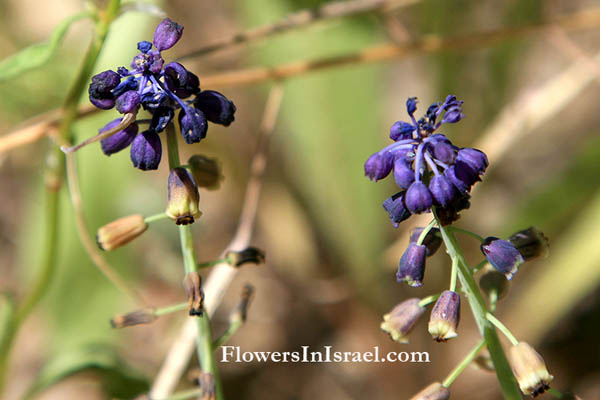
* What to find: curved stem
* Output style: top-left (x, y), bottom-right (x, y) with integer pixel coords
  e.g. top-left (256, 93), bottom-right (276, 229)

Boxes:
top-left (447, 226), bottom-right (485, 243)
top-left (418, 293), bottom-right (441, 308)
top-left (487, 313), bottom-right (519, 346)
top-left (416, 219), bottom-right (436, 245)
top-left (442, 340), bottom-right (486, 387)
top-left (165, 125), bottom-right (223, 399)
top-left (434, 209), bottom-right (522, 399)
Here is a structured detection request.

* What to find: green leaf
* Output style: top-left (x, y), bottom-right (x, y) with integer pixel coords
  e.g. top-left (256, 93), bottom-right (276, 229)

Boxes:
top-left (23, 344), bottom-right (149, 400)
top-left (0, 11), bottom-right (93, 81)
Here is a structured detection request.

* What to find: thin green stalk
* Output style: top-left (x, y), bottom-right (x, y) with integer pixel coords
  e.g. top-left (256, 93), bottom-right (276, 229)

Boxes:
top-left (0, 1), bottom-right (121, 393)
top-left (449, 257), bottom-right (458, 292)
top-left (447, 226), bottom-right (486, 243)
top-left (472, 259), bottom-right (488, 274)
top-left (145, 212), bottom-right (168, 223)
top-left (154, 302), bottom-right (188, 317)
top-left (547, 388), bottom-right (564, 398)
top-left (418, 293), bottom-right (441, 308)
top-left (442, 340), bottom-right (486, 387)
top-left (487, 313), bottom-right (519, 346)
top-left (434, 209), bottom-right (522, 399)
top-left (416, 219), bottom-right (437, 245)
top-left (165, 125), bottom-right (223, 399)
top-left (213, 319), bottom-right (243, 349)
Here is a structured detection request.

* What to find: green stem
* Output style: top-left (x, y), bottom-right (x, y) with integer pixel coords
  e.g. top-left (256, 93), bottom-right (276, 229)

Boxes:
top-left (416, 219), bottom-right (437, 245)
top-left (447, 226), bottom-right (486, 243)
top-left (486, 313), bottom-right (519, 346)
top-left (165, 125), bottom-right (223, 399)
top-left (160, 387), bottom-right (204, 400)
top-left (213, 319), bottom-right (243, 349)
top-left (154, 302), bottom-right (188, 317)
top-left (547, 388), bottom-right (564, 398)
top-left (0, 1), bottom-right (121, 393)
top-left (442, 340), bottom-right (486, 387)
top-left (434, 209), bottom-right (522, 399)
top-left (418, 293), bottom-right (441, 308)
top-left (198, 259), bottom-right (227, 269)
top-left (472, 259), bottom-right (488, 274)
top-left (449, 257), bottom-right (458, 292)
top-left (144, 212), bottom-right (168, 223)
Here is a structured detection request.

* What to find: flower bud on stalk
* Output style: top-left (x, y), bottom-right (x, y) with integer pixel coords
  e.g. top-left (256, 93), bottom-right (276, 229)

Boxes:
top-left (188, 155), bottom-right (223, 190)
top-left (111, 308), bottom-right (156, 328)
top-left (509, 342), bottom-right (554, 397)
top-left (397, 243), bottom-right (427, 287)
top-left (409, 382), bottom-right (450, 400)
top-left (183, 272), bottom-right (204, 316)
top-left (96, 214), bottom-right (148, 251)
top-left (380, 298), bottom-right (425, 343)
top-left (409, 227), bottom-right (442, 256)
top-left (508, 227), bottom-right (549, 261)
top-left (428, 290), bottom-right (460, 342)
top-left (480, 237), bottom-right (524, 280)
top-left (166, 167), bottom-right (201, 225)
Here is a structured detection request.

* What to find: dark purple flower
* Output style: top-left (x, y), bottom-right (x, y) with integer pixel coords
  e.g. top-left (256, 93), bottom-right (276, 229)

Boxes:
top-left (99, 118), bottom-right (138, 156)
top-left (137, 40), bottom-right (152, 53)
top-left (481, 237), bottom-right (524, 280)
top-left (441, 106), bottom-right (464, 124)
top-left (429, 174), bottom-right (457, 208)
top-left (130, 130), bottom-right (162, 170)
top-left (393, 158), bottom-right (414, 188)
top-left (390, 121), bottom-right (414, 141)
top-left (409, 227), bottom-right (442, 257)
top-left (445, 161), bottom-right (478, 194)
top-left (153, 18), bottom-right (183, 51)
top-left (164, 62), bottom-right (200, 98)
top-left (397, 242), bottom-right (427, 287)
top-left (405, 181), bottom-right (432, 214)
top-left (115, 90), bottom-right (140, 114)
top-left (88, 70), bottom-right (121, 109)
top-left (428, 290), bottom-right (460, 341)
top-left (431, 139), bottom-right (456, 164)
top-left (383, 192), bottom-right (411, 228)
top-left (194, 90), bottom-right (237, 126)
top-left (150, 106), bottom-right (175, 133)
top-left (456, 147), bottom-right (488, 175)
top-left (406, 97), bottom-right (418, 116)
top-left (112, 77), bottom-right (138, 97)
top-left (365, 151), bottom-right (393, 181)
top-left (179, 107), bottom-right (208, 144)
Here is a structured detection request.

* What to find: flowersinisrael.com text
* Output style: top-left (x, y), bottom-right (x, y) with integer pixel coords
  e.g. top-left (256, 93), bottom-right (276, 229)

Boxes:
top-left (221, 346), bottom-right (430, 363)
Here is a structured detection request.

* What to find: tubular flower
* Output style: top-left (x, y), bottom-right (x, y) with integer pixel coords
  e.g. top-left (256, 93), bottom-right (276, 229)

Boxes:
top-left (88, 18), bottom-right (236, 170)
top-left (364, 96), bottom-right (486, 225)
top-left (380, 298), bottom-right (425, 343)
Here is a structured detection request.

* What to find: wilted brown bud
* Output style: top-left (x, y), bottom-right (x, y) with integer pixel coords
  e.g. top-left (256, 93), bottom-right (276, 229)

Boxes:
top-left (225, 247), bottom-right (265, 267)
top-left (508, 227), bottom-right (549, 261)
top-left (479, 270), bottom-right (510, 300)
top-left (196, 372), bottom-right (216, 400)
top-left (474, 353), bottom-right (495, 372)
top-left (184, 272), bottom-right (204, 316)
top-left (409, 382), bottom-right (450, 400)
top-left (428, 290), bottom-right (460, 342)
top-left (380, 298), bottom-right (425, 344)
top-left (188, 155), bottom-right (223, 190)
top-left (110, 308), bottom-right (156, 328)
top-left (96, 214), bottom-right (148, 251)
top-left (231, 284), bottom-right (254, 324)
top-left (166, 167), bottom-right (201, 225)
top-left (509, 342), bottom-right (554, 397)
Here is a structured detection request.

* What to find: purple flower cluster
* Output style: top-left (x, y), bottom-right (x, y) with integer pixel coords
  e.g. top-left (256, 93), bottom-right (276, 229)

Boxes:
top-left (365, 96), bottom-right (488, 226)
top-left (88, 19), bottom-right (236, 170)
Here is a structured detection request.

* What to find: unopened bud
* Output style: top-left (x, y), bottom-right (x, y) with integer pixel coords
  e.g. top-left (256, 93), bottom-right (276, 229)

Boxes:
top-left (479, 270), bottom-right (510, 300)
top-left (110, 308), bottom-right (156, 328)
top-left (409, 382), bottom-right (450, 400)
top-left (96, 214), bottom-right (147, 251)
top-left (166, 167), bottom-right (201, 225)
top-left (480, 237), bottom-right (524, 280)
top-left (509, 341), bottom-right (554, 397)
top-left (409, 227), bottom-right (442, 257)
top-left (380, 298), bottom-right (425, 344)
top-left (225, 247), bottom-right (265, 267)
top-left (188, 155), bottom-right (223, 190)
top-left (397, 243), bottom-right (427, 287)
top-left (183, 272), bottom-right (204, 316)
top-left (508, 227), bottom-right (549, 261)
top-left (232, 284), bottom-right (254, 324)
top-left (428, 290), bottom-right (460, 342)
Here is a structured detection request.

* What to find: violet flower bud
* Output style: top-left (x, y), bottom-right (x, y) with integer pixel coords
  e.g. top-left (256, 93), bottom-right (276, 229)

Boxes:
top-left (428, 290), bottom-right (460, 342)
top-left (444, 160), bottom-right (478, 194)
top-left (99, 118), bottom-right (138, 156)
top-left (150, 106), bottom-right (175, 133)
top-left (397, 243), bottom-right (427, 287)
top-left (429, 174), bottom-right (457, 208)
top-left (406, 97), bottom-right (418, 116)
top-left (509, 342), bottom-right (554, 397)
top-left (409, 227), bottom-right (442, 257)
top-left (480, 237), bottom-right (524, 280)
top-left (137, 40), bottom-right (152, 53)
top-left (393, 158), bottom-right (415, 189)
top-left (187, 154), bottom-right (223, 190)
top-left (179, 107), bottom-right (208, 144)
top-left (164, 62), bottom-right (200, 98)
top-left (380, 298), bottom-right (425, 343)
top-left (364, 151), bottom-right (393, 181)
top-left (383, 192), bottom-right (411, 228)
top-left (409, 382), bottom-right (450, 400)
top-left (88, 70), bottom-right (121, 109)
top-left (457, 147), bottom-right (488, 175)
top-left (166, 167), bottom-right (201, 225)
top-left (441, 105), bottom-right (464, 124)
top-left (405, 181), bottom-right (433, 214)
top-left (431, 140), bottom-right (456, 164)
top-left (115, 90), bottom-right (140, 114)
top-left (96, 214), bottom-right (147, 251)
top-left (153, 18), bottom-right (183, 51)
top-left (130, 130), bottom-right (162, 170)
top-left (508, 227), bottom-right (549, 261)
top-left (194, 90), bottom-right (237, 126)
top-left (389, 121), bottom-right (414, 141)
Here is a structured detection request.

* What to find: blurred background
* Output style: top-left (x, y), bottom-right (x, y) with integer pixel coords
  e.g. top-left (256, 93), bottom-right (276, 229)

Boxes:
top-left (1, 0), bottom-right (600, 399)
